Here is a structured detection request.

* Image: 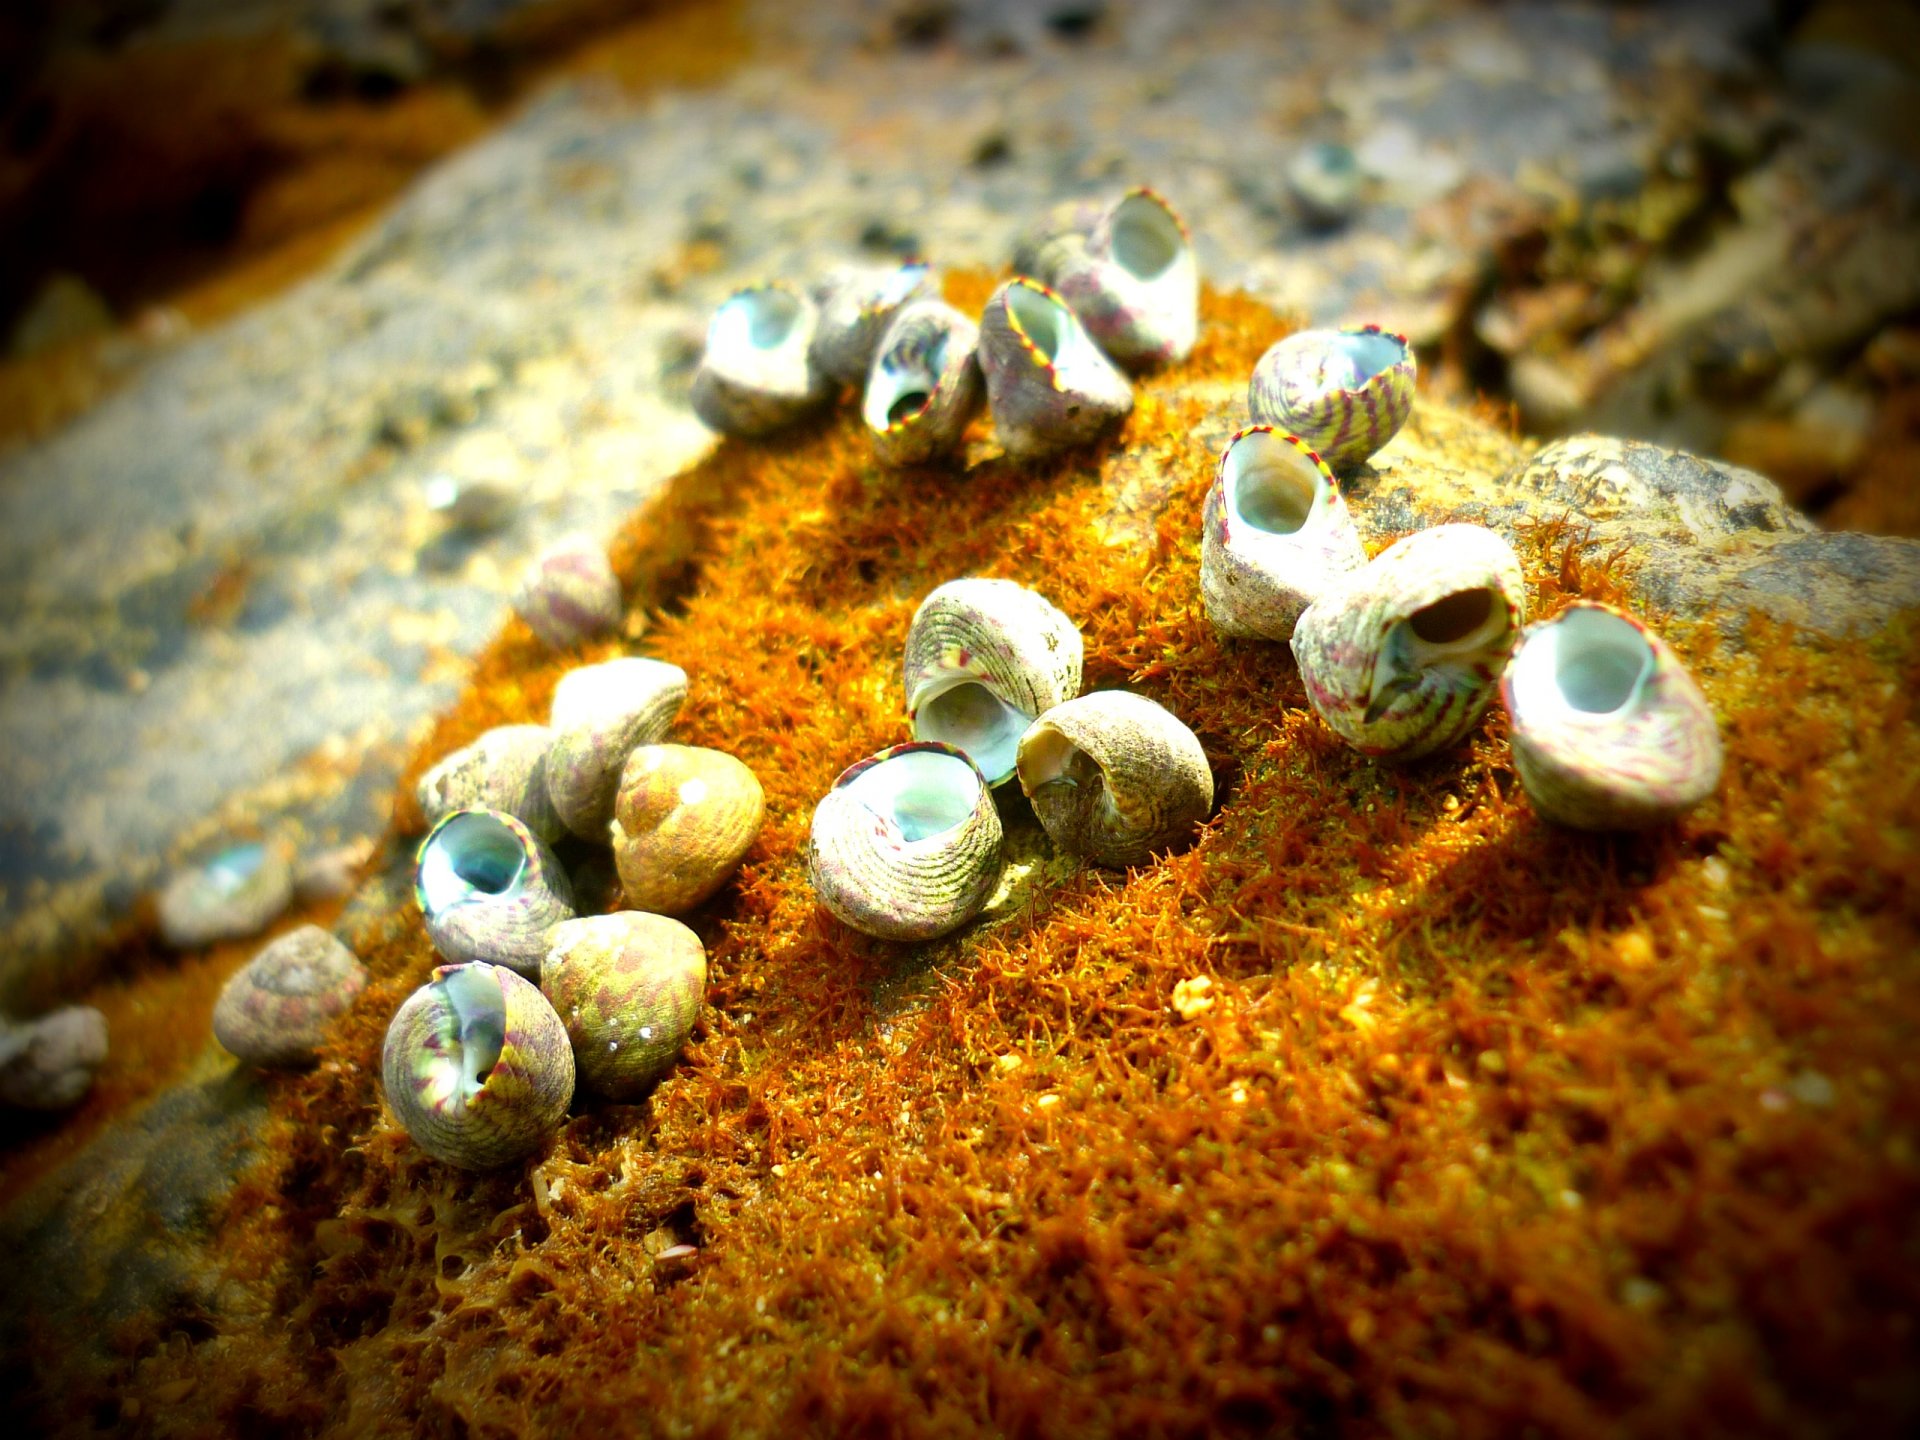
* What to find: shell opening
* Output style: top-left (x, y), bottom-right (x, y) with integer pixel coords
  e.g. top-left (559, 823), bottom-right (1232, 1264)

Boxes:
top-left (1109, 192), bottom-right (1182, 282)
top-left (914, 679), bottom-right (1029, 785)
top-left (1368, 587), bottom-right (1513, 720)
top-left (206, 842), bottom-right (267, 894)
top-left (875, 262), bottom-right (931, 309)
top-left (1224, 431), bottom-right (1327, 536)
top-left (711, 287), bottom-right (804, 353)
top-left (1511, 607), bottom-right (1655, 720)
top-left (1408, 588), bottom-right (1495, 647)
top-left (1328, 329), bottom-right (1406, 391)
top-left (418, 812), bottom-right (529, 917)
top-left (863, 330), bottom-right (950, 433)
top-left (844, 748), bottom-right (981, 843)
top-left (1015, 726), bottom-right (1102, 796)
top-left (435, 964), bottom-right (507, 1103)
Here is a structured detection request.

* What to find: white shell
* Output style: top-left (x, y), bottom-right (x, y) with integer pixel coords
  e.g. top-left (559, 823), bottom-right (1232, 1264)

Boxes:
top-left (1248, 325), bottom-right (1416, 474)
top-left (690, 283), bottom-right (833, 437)
top-left (415, 808), bottom-right (577, 975)
top-left (811, 262), bottom-right (937, 386)
top-left (863, 300), bottom-right (986, 467)
top-left (1013, 188), bottom-right (1199, 370)
top-left (544, 657), bottom-right (689, 839)
top-left (977, 278), bottom-right (1133, 458)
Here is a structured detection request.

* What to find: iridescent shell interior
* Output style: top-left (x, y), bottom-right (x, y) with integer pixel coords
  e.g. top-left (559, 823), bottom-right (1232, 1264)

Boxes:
top-left (839, 745), bottom-right (981, 844)
top-left (912, 678), bottom-right (1029, 786)
top-left (1369, 583), bottom-right (1514, 720)
top-left (1224, 429), bottom-right (1330, 539)
top-left (1505, 606), bottom-right (1654, 722)
top-left (415, 964), bottom-right (507, 1114)
top-left (1005, 281), bottom-right (1105, 378)
top-left (864, 326), bottom-right (951, 432)
top-left (1108, 191), bottom-right (1185, 282)
top-left (1322, 328), bottom-right (1407, 395)
top-left (708, 286), bottom-right (809, 378)
top-left (417, 812), bottom-right (531, 918)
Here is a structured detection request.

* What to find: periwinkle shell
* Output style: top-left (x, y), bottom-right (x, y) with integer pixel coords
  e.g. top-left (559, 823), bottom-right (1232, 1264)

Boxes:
top-left (863, 300), bottom-right (985, 468)
top-left (416, 723), bottom-right (564, 843)
top-left (610, 744), bottom-right (765, 915)
top-left (415, 808), bottom-right (576, 975)
top-left (213, 924), bottom-right (368, 1068)
top-left (1249, 325), bottom-right (1416, 475)
top-left (541, 911), bottom-right (706, 1100)
top-left (0, 1007), bottom-right (109, 1110)
top-left (513, 534), bottom-right (622, 650)
top-left (544, 657), bottom-right (689, 840)
top-left (156, 841), bottom-right (294, 950)
top-left (691, 283), bottom-right (833, 438)
top-left (811, 261), bottom-right (938, 386)
top-left (977, 277), bottom-right (1133, 458)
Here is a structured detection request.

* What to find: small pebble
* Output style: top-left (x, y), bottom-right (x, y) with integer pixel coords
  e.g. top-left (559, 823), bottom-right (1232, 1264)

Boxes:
top-left (0, 1006), bottom-right (109, 1110)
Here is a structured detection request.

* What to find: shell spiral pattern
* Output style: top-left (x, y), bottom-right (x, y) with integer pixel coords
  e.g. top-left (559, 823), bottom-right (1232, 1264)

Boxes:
top-left (1249, 325), bottom-right (1416, 474)
top-left (610, 744), bottom-right (765, 914)
top-left (977, 278), bottom-right (1133, 458)
top-left (864, 300), bottom-right (986, 467)
top-left (416, 723), bottom-right (564, 843)
top-left (213, 924), bottom-right (368, 1068)
top-left (416, 807), bottom-right (576, 975)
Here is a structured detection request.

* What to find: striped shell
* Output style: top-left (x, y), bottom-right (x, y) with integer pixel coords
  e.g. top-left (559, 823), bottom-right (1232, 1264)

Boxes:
top-left (541, 911), bottom-right (706, 1100)
top-left (977, 278), bottom-right (1133, 458)
top-left (904, 578), bottom-right (1084, 787)
top-left (512, 534), bottom-right (622, 650)
top-left (863, 300), bottom-right (986, 467)
top-left (381, 961), bottom-right (574, 1170)
top-left (810, 261), bottom-right (937, 386)
top-left (1249, 325), bottom-right (1415, 474)
top-left (1502, 602), bottom-right (1724, 830)
top-left (415, 808), bottom-right (576, 975)
top-left (212, 924), bottom-right (367, 1067)
top-left (544, 657), bottom-right (689, 839)
top-left (807, 741), bottom-right (1003, 942)
top-left (1200, 426), bottom-right (1367, 641)
top-left (691, 283), bottom-right (833, 438)
top-left (610, 744), bottom-right (765, 914)
top-left (1291, 523), bottom-right (1525, 761)
top-left (416, 723), bottom-right (564, 843)
top-left (1016, 691), bottom-right (1213, 868)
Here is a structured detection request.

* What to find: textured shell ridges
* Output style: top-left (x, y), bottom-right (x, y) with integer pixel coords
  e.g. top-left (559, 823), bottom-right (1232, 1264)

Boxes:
top-left (1013, 187), bottom-right (1198, 370)
top-left (977, 278), bottom-right (1133, 458)
top-left (512, 535), bottom-right (622, 650)
top-left (416, 723), bottom-right (564, 843)
top-left (541, 912), bottom-right (706, 1100)
top-left (1249, 325), bottom-right (1416, 474)
top-left (213, 923), bottom-right (368, 1068)
top-left (811, 261), bottom-right (937, 386)
top-left (691, 283), bottom-right (833, 438)
top-left (544, 657), bottom-right (689, 839)
top-left (864, 300), bottom-right (986, 468)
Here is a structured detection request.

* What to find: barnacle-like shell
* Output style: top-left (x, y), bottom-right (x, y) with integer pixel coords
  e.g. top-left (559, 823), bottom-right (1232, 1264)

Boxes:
top-left (381, 961), bottom-right (574, 1170)
top-left (864, 300), bottom-right (986, 467)
top-left (904, 578), bottom-right (1083, 787)
top-left (416, 724), bottom-right (564, 843)
top-left (807, 741), bottom-right (1003, 942)
top-left (1291, 523), bottom-right (1525, 761)
top-left (1015, 691), bottom-right (1213, 868)
top-left (213, 924), bottom-right (368, 1067)
top-left (513, 534), bottom-right (622, 650)
top-left (810, 261), bottom-right (937, 386)
top-left (1502, 602), bottom-right (1724, 830)
top-left (415, 808), bottom-right (576, 975)
top-left (1012, 188), bottom-right (1198, 369)
top-left (977, 277), bottom-right (1133, 458)
top-left (1200, 426), bottom-right (1367, 641)
top-left (611, 744), bottom-right (765, 914)
top-left (545, 657), bottom-right (689, 839)
top-left (541, 912), bottom-right (706, 1100)
top-left (1249, 325), bottom-right (1416, 474)
top-left (690, 283), bottom-right (833, 438)
top-left (0, 1006), bottom-right (108, 1110)
top-left (157, 840), bottom-right (295, 950)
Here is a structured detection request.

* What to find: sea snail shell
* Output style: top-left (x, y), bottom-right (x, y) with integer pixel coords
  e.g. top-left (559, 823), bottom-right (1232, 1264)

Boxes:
top-left (382, 961), bottom-right (574, 1170)
top-left (1291, 523), bottom-right (1526, 761)
top-left (0, 1007), bottom-right (109, 1111)
top-left (541, 911), bottom-right (706, 1100)
top-left (690, 283), bottom-right (833, 438)
top-left (977, 277), bottom-right (1134, 458)
top-left (904, 578), bottom-right (1084, 787)
top-left (1200, 426), bottom-right (1366, 642)
top-left (416, 808), bottom-right (576, 975)
top-left (213, 924), bottom-right (368, 1068)
top-left (810, 261), bottom-right (938, 386)
top-left (1249, 325), bottom-right (1415, 475)
top-left (863, 300), bottom-right (986, 467)
top-left (156, 840), bottom-right (294, 950)
top-left (1501, 601), bottom-right (1724, 830)
top-left (544, 656), bottom-right (689, 840)
top-left (807, 741), bottom-right (1003, 942)
top-left (611, 744), bottom-right (765, 915)
top-left (1016, 691), bottom-right (1213, 868)
top-left (512, 534), bottom-right (622, 651)
top-left (416, 723), bottom-right (565, 843)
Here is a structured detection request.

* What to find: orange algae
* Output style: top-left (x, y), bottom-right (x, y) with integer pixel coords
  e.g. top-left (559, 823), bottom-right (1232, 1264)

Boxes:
top-left (42, 283), bottom-right (1920, 1437)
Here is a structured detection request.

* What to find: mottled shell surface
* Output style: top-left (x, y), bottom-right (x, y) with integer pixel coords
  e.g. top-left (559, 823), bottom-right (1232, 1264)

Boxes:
top-left (545, 657), bottom-right (689, 839)
top-left (541, 911), bottom-right (706, 1100)
top-left (690, 283), bottom-right (833, 438)
top-left (810, 261), bottom-right (937, 386)
top-left (416, 724), bottom-right (564, 843)
top-left (611, 744), bottom-right (765, 914)
top-left (863, 300), bottom-right (985, 468)
top-left (1291, 523), bottom-right (1526, 761)
top-left (808, 742), bottom-right (1003, 942)
top-left (1502, 602), bottom-right (1724, 830)
top-left (213, 924), bottom-right (367, 1068)
top-left (904, 578), bottom-right (1084, 787)
top-left (1249, 325), bottom-right (1415, 474)
top-left (1016, 691), bottom-right (1213, 869)
top-left (1200, 427), bottom-right (1366, 641)
top-left (977, 278), bottom-right (1133, 458)
top-left (416, 808), bottom-right (576, 975)
top-left (381, 961), bottom-right (574, 1170)
top-left (156, 841), bottom-right (295, 950)
top-left (0, 1007), bottom-right (109, 1111)
top-left (1014, 188), bottom-right (1198, 370)
top-left (512, 535), bottom-right (622, 650)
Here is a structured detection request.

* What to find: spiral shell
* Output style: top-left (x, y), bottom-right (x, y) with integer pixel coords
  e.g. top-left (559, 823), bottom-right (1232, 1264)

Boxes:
top-left (212, 924), bottom-right (368, 1068)
top-left (381, 961), bottom-right (574, 1170)
top-left (808, 741), bottom-right (1003, 942)
top-left (810, 261), bottom-right (938, 386)
top-left (545, 657), bottom-right (689, 839)
top-left (1012, 187), bottom-right (1198, 370)
top-left (904, 578), bottom-right (1084, 787)
top-left (415, 808), bottom-right (576, 975)
top-left (0, 1007), bottom-right (108, 1111)
top-left (1200, 426), bottom-right (1367, 641)
top-left (1249, 325), bottom-right (1415, 474)
top-left (611, 744), bottom-right (765, 914)
top-left (1016, 691), bottom-right (1213, 868)
top-left (690, 283), bottom-right (833, 438)
top-left (156, 840), bottom-right (295, 950)
top-left (416, 724), bottom-right (564, 843)
top-left (512, 534), bottom-right (623, 650)
top-left (863, 300), bottom-right (986, 467)
top-left (1502, 602), bottom-right (1724, 830)
top-left (977, 277), bottom-right (1133, 458)
top-left (1291, 523), bottom-right (1525, 761)
top-left (541, 911), bottom-right (706, 1100)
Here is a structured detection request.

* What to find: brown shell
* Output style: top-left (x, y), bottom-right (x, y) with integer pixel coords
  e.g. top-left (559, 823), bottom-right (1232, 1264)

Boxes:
top-left (541, 912), bottom-right (706, 1100)
top-left (611, 745), bottom-right (766, 914)
top-left (213, 924), bottom-right (368, 1067)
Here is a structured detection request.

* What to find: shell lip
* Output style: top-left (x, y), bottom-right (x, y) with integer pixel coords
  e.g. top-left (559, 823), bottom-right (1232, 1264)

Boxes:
top-left (907, 674), bottom-right (1030, 788)
top-left (998, 277), bottom-right (1081, 385)
top-left (1097, 188), bottom-right (1192, 283)
top-left (829, 739), bottom-right (986, 794)
top-left (1502, 601), bottom-right (1659, 725)
top-left (1218, 425), bottom-right (1338, 537)
top-left (1319, 324), bottom-right (1413, 396)
top-left (828, 740), bottom-right (991, 848)
top-left (703, 281), bottom-right (817, 392)
top-left (415, 807), bottom-right (543, 918)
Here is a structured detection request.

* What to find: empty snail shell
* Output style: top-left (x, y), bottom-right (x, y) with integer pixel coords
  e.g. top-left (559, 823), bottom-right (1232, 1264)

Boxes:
top-left (1016, 691), bottom-right (1213, 868)
top-left (810, 261), bottom-right (938, 386)
top-left (512, 534), bottom-right (623, 650)
top-left (690, 282), bottom-right (833, 438)
top-left (213, 924), bottom-right (368, 1068)
top-left (611, 744), bottom-right (765, 914)
top-left (864, 300), bottom-right (986, 467)
top-left (977, 277), bottom-right (1133, 458)
top-left (416, 723), bottom-right (565, 843)
top-left (541, 911), bottom-right (706, 1100)
top-left (808, 741), bottom-right (1003, 942)
top-left (1291, 523), bottom-right (1525, 761)
top-left (1200, 426), bottom-right (1367, 641)
top-left (415, 808), bottom-right (576, 975)
top-left (544, 657), bottom-right (689, 839)
top-left (904, 578), bottom-right (1083, 787)
top-left (156, 840), bottom-right (295, 950)
top-left (1249, 325), bottom-right (1416, 475)
top-left (381, 961), bottom-right (574, 1170)
top-left (1502, 601), bottom-right (1724, 830)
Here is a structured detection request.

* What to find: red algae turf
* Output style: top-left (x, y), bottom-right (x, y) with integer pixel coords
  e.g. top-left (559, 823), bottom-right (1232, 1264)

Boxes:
top-left (64, 285), bottom-right (1920, 1437)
